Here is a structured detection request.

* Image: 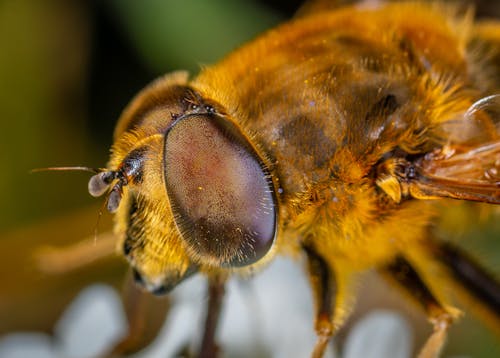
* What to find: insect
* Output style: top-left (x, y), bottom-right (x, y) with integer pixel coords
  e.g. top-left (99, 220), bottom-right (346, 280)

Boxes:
top-left (50, 0), bottom-right (500, 357)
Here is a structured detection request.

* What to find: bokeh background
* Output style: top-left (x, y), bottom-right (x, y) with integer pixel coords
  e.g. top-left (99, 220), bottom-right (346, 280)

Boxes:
top-left (0, 1), bottom-right (499, 357)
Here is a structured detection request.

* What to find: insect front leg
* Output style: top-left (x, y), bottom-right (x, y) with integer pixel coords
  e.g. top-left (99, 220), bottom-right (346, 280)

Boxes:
top-left (198, 275), bottom-right (227, 358)
top-left (382, 256), bottom-right (458, 358)
top-left (103, 269), bottom-right (170, 356)
top-left (302, 243), bottom-right (355, 358)
top-left (35, 231), bottom-right (117, 274)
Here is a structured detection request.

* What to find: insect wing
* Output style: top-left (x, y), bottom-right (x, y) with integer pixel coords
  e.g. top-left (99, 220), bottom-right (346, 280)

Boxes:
top-left (412, 95), bottom-right (500, 204)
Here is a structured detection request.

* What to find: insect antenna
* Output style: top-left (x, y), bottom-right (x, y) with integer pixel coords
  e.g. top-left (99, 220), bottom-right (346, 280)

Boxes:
top-left (30, 166), bottom-right (104, 174)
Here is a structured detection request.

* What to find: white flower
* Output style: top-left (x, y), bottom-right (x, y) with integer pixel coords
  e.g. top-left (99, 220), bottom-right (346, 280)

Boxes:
top-left (0, 285), bottom-right (126, 358)
top-left (0, 259), bottom-right (413, 358)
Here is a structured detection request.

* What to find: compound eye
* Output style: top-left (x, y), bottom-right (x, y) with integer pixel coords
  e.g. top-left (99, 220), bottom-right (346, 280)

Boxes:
top-left (163, 114), bottom-right (277, 267)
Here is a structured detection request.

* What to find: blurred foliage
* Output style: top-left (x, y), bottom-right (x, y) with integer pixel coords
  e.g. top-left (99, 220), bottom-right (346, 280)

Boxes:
top-left (0, 1), bottom-right (499, 357)
top-left (0, 0), bottom-right (92, 231)
top-left (107, 0), bottom-right (283, 73)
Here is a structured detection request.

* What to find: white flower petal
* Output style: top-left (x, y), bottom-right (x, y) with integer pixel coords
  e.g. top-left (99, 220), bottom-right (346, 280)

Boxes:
top-left (343, 311), bottom-right (412, 358)
top-left (54, 284), bottom-right (127, 358)
top-left (220, 258), bottom-right (337, 358)
top-left (0, 333), bottom-right (55, 358)
top-left (134, 258), bottom-right (338, 358)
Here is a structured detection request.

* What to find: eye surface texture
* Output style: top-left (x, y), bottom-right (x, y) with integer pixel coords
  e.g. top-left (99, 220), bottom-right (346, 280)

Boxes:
top-left (163, 114), bottom-right (277, 267)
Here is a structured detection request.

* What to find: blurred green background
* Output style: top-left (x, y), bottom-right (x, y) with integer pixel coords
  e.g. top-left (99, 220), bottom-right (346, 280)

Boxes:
top-left (0, 0), bottom-right (499, 357)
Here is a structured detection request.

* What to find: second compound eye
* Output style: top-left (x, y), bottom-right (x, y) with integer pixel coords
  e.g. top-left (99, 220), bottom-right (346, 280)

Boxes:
top-left (163, 114), bottom-right (277, 267)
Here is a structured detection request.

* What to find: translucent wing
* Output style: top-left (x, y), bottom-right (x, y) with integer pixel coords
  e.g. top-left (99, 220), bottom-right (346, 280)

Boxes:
top-left (410, 141), bottom-right (500, 204)
top-left (410, 95), bottom-right (500, 204)
top-left (377, 95), bottom-right (500, 204)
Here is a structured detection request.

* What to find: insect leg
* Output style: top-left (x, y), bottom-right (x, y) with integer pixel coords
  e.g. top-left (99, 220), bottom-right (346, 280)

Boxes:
top-left (198, 276), bottom-right (226, 358)
top-left (35, 231), bottom-right (117, 274)
top-left (303, 243), bottom-right (353, 358)
top-left (383, 256), bottom-right (455, 358)
top-left (432, 241), bottom-right (500, 325)
top-left (105, 270), bottom-right (170, 356)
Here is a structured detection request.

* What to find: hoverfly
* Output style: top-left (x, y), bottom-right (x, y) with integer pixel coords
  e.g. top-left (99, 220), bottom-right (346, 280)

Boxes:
top-left (41, 0), bottom-right (500, 357)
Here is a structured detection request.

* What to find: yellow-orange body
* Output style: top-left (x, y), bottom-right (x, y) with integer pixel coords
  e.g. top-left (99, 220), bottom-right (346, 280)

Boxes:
top-left (104, 2), bottom-right (500, 355)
